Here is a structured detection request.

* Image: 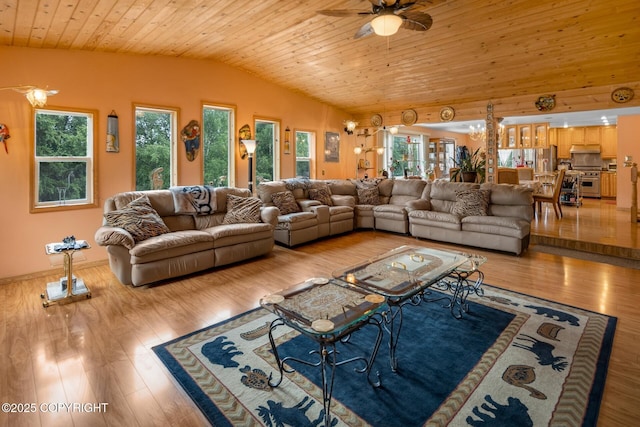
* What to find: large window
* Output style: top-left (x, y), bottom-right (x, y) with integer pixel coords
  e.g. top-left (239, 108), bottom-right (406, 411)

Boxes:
top-left (255, 119), bottom-right (280, 184)
top-left (134, 106), bottom-right (178, 190)
top-left (387, 133), bottom-right (426, 178)
top-left (295, 130), bottom-right (315, 178)
top-left (203, 105), bottom-right (234, 187)
top-left (32, 108), bottom-right (97, 211)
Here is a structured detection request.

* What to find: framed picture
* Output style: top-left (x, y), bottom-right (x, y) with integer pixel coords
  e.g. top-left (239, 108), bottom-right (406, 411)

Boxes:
top-left (324, 131), bottom-right (340, 163)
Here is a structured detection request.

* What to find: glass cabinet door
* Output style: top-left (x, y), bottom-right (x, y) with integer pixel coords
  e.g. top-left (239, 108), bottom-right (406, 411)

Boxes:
top-left (533, 123), bottom-right (548, 148)
top-left (506, 126), bottom-right (517, 148)
top-left (518, 124), bottom-right (532, 148)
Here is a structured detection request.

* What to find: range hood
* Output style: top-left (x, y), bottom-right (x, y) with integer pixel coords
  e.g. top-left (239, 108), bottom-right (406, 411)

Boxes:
top-left (570, 144), bottom-right (601, 154)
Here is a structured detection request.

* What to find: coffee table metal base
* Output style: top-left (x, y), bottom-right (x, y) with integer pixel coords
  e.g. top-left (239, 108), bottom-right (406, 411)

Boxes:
top-left (267, 315), bottom-right (384, 427)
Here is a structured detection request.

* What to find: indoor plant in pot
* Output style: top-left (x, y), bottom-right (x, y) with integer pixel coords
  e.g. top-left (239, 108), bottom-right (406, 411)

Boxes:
top-left (451, 147), bottom-right (486, 183)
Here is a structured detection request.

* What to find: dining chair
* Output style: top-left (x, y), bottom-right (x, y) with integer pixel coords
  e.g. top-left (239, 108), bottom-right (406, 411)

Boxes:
top-left (533, 169), bottom-right (566, 219)
top-left (497, 168), bottom-right (520, 184)
top-left (517, 167), bottom-right (534, 181)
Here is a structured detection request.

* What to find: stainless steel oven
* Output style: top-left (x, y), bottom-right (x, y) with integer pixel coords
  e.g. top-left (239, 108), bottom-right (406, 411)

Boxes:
top-left (578, 170), bottom-right (601, 198)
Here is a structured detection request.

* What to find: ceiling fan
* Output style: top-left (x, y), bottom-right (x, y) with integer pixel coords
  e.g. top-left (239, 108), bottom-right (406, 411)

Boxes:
top-left (318, 0), bottom-right (435, 39)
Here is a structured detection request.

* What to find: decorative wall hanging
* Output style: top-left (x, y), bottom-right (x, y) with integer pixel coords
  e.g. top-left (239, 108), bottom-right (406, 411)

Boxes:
top-left (106, 110), bottom-right (119, 153)
top-left (238, 124), bottom-right (252, 159)
top-left (324, 131), bottom-right (340, 163)
top-left (370, 114), bottom-right (383, 127)
top-left (0, 123), bottom-right (10, 153)
top-left (439, 106), bottom-right (455, 122)
top-left (611, 87), bottom-right (634, 103)
top-left (401, 109), bottom-right (418, 126)
top-left (181, 120), bottom-right (201, 161)
top-left (284, 126), bottom-right (291, 154)
top-left (535, 95), bottom-right (556, 111)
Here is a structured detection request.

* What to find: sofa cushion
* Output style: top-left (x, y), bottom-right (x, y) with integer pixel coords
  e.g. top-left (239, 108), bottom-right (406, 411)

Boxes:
top-left (257, 181), bottom-right (287, 205)
top-left (308, 186), bottom-right (333, 206)
top-left (408, 210), bottom-right (462, 230)
top-left (357, 187), bottom-right (380, 205)
top-left (222, 194), bottom-right (262, 224)
top-left (95, 226), bottom-right (135, 250)
top-left (104, 195), bottom-right (170, 242)
top-left (271, 191), bottom-right (300, 214)
top-left (461, 216), bottom-right (531, 239)
top-left (451, 189), bottom-right (491, 217)
top-left (128, 230), bottom-right (214, 263)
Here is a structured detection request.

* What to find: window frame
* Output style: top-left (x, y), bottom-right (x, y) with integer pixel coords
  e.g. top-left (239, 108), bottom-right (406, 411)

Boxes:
top-left (30, 106), bottom-right (99, 213)
top-left (133, 104), bottom-right (179, 190)
top-left (254, 117), bottom-right (281, 184)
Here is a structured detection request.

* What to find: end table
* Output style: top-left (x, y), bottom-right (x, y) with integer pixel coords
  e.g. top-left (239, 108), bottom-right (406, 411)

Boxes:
top-left (41, 240), bottom-right (92, 307)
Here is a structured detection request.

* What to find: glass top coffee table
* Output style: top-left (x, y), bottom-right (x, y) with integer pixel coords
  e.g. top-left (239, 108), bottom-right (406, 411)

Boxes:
top-left (333, 245), bottom-right (483, 371)
top-left (260, 277), bottom-right (387, 427)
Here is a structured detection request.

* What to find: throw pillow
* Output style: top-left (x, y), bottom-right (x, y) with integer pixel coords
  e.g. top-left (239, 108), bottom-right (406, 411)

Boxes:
top-left (271, 191), bottom-right (301, 215)
top-left (451, 189), bottom-right (491, 217)
top-left (104, 195), bottom-right (170, 242)
top-left (308, 187), bottom-right (333, 206)
top-left (357, 187), bottom-right (381, 205)
top-left (222, 195), bottom-right (262, 224)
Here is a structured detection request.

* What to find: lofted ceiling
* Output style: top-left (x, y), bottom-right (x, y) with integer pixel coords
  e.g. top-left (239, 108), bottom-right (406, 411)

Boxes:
top-left (1, 0), bottom-right (639, 127)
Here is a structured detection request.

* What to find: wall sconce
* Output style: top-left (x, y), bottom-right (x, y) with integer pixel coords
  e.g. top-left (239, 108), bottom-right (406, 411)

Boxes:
top-left (353, 145), bottom-right (363, 155)
top-left (243, 140), bottom-right (257, 193)
top-left (388, 126), bottom-right (399, 135)
top-left (0, 86), bottom-right (59, 107)
top-left (344, 120), bottom-right (358, 135)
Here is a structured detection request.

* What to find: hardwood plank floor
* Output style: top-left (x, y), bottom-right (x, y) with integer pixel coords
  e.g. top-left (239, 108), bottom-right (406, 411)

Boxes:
top-left (1, 207), bottom-right (639, 426)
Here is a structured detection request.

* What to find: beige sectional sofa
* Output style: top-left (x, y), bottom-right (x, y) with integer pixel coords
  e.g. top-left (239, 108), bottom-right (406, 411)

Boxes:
top-left (95, 186), bottom-right (278, 286)
top-left (257, 177), bottom-right (533, 255)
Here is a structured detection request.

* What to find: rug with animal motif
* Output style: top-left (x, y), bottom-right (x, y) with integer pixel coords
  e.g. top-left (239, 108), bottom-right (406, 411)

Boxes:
top-left (153, 284), bottom-right (616, 426)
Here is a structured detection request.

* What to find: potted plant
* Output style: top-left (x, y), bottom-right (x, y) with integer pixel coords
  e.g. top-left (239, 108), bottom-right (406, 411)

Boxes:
top-left (451, 147), bottom-right (486, 183)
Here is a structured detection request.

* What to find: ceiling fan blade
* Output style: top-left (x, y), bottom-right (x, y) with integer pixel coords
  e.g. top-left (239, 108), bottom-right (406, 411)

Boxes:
top-left (354, 22), bottom-right (376, 39)
top-left (317, 9), bottom-right (368, 17)
top-left (400, 11), bottom-right (433, 31)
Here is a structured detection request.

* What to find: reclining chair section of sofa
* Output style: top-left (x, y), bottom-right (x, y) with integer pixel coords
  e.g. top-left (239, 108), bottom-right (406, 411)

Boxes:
top-left (95, 187), bottom-right (278, 286)
top-left (257, 179), bottom-right (355, 247)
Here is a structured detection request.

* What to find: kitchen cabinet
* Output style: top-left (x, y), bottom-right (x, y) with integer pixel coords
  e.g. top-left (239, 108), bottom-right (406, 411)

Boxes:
top-left (584, 127), bottom-right (601, 144)
top-left (533, 123), bottom-right (548, 148)
top-left (556, 128), bottom-right (572, 158)
top-left (601, 126), bottom-right (617, 159)
top-left (601, 171), bottom-right (617, 198)
top-left (569, 127), bottom-right (586, 144)
top-left (504, 125), bottom-right (517, 148)
top-left (518, 124), bottom-right (532, 148)
top-left (548, 128), bottom-right (557, 147)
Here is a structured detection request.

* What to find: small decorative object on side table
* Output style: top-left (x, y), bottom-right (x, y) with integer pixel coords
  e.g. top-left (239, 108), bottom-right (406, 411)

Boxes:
top-left (41, 236), bottom-right (92, 308)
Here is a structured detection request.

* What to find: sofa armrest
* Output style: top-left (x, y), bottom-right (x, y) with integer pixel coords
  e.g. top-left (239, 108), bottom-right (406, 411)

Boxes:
top-left (260, 206), bottom-right (279, 228)
top-left (298, 199), bottom-right (322, 211)
top-left (94, 226), bottom-right (135, 250)
top-left (405, 199), bottom-right (431, 212)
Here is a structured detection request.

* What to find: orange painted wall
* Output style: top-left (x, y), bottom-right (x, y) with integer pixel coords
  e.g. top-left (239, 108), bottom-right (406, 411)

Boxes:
top-left (0, 46), bottom-right (352, 279)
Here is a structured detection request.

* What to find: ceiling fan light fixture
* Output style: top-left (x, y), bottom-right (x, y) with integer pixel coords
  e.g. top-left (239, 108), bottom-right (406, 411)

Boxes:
top-left (371, 13), bottom-right (403, 36)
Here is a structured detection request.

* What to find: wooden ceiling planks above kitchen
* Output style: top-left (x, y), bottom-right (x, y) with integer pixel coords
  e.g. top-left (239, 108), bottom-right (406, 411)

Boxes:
top-left (1, 0), bottom-right (639, 122)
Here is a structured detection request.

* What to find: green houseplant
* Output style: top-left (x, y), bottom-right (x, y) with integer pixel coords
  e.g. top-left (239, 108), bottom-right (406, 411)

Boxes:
top-left (451, 147), bottom-right (486, 183)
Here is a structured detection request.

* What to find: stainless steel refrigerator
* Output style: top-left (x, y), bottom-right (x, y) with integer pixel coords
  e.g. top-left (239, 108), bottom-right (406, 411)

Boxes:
top-left (535, 146), bottom-right (557, 173)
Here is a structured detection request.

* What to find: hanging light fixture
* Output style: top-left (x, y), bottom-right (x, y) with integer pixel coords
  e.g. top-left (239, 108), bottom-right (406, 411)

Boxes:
top-left (0, 86), bottom-right (59, 107)
top-left (343, 120), bottom-right (358, 135)
top-left (370, 10), bottom-right (403, 36)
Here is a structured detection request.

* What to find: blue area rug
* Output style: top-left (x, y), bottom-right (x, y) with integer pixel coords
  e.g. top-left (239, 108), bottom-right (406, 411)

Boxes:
top-left (153, 284), bottom-right (616, 426)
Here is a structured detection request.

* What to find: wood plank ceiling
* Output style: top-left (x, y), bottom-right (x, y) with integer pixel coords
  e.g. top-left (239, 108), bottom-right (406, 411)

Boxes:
top-left (1, 0), bottom-right (639, 123)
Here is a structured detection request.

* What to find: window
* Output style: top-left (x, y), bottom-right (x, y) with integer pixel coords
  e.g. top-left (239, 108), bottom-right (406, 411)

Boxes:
top-left (387, 133), bottom-right (426, 178)
top-left (295, 130), bottom-right (315, 178)
top-left (203, 105), bottom-right (234, 187)
top-left (254, 119), bottom-right (280, 185)
top-left (32, 108), bottom-right (97, 211)
top-left (134, 106), bottom-right (178, 190)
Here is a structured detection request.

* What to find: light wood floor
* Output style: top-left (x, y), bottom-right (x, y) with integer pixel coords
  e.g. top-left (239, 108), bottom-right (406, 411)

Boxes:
top-left (2, 209), bottom-right (640, 426)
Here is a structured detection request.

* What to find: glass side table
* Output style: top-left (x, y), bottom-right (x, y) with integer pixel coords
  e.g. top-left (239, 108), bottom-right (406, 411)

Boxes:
top-left (41, 240), bottom-right (92, 308)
